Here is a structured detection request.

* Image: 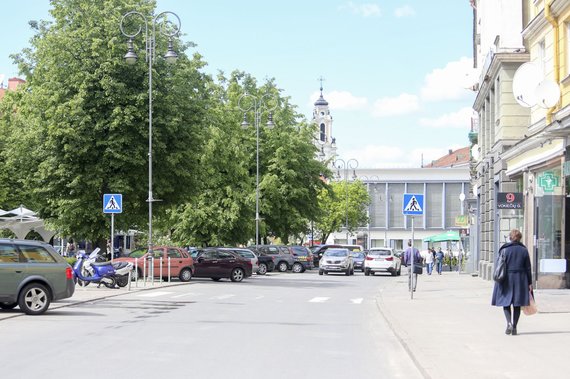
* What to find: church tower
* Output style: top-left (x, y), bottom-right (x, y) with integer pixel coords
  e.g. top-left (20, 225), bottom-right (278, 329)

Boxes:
top-left (313, 80), bottom-right (336, 162)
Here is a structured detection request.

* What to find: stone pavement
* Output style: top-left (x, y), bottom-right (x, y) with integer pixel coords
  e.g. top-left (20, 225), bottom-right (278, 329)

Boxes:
top-left (376, 270), bottom-right (570, 379)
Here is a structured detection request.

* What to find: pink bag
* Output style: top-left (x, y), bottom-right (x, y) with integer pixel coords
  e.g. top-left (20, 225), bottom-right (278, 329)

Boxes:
top-left (522, 290), bottom-right (537, 316)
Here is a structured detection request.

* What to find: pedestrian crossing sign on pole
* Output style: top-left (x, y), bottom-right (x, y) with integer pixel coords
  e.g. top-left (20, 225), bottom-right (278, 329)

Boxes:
top-left (402, 193), bottom-right (424, 216)
top-left (103, 194), bottom-right (122, 214)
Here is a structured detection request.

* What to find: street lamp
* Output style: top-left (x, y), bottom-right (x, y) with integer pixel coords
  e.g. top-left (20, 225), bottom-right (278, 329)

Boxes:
top-left (120, 10), bottom-right (181, 255)
top-left (360, 175), bottom-right (379, 249)
top-left (334, 158), bottom-right (359, 243)
top-left (238, 93), bottom-right (277, 248)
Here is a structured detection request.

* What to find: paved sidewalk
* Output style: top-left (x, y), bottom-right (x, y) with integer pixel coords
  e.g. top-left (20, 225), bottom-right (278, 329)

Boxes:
top-left (376, 271), bottom-right (570, 379)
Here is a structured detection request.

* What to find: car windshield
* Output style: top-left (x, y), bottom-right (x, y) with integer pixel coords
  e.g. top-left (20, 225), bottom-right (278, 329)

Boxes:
top-left (351, 252), bottom-right (365, 259)
top-left (324, 249), bottom-right (348, 257)
top-left (369, 249), bottom-right (391, 256)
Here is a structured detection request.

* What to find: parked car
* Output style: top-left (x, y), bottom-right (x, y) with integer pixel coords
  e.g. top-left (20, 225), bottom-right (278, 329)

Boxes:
top-left (193, 248), bottom-right (253, 282)
top-left (318, 248), bottom-right (354, 276)
top-left (351, 251), bottom-right (366, 272)
top-left (114, 246), bottom-right (194, 282)
top-left (364, 247), bottom-right (401, 276)
top-left (279, 245), bottom-right (314, 273)
top-left (312, 244), bottom-right (363, 266)
top-left (220, 247), bottom-right (259, 273)
top-left (0, 239), bottom-right (75, 315)
top-left (248, 245), bottom-right (294, 272)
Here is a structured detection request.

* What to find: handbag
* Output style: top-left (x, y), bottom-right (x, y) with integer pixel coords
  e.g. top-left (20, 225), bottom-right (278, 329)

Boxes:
top-left (522, 290), bottom-right (538, 316)
top-left (413, 265), bottom-right (423, 275)
top-left (493, 247), bottom-right (507, 283)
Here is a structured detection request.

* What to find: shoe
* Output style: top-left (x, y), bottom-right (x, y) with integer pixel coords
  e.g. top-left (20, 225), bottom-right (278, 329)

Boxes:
top-left (505, 323), bottom-right (513, 335)
top-left (512, 327), bottom-right (517, 336)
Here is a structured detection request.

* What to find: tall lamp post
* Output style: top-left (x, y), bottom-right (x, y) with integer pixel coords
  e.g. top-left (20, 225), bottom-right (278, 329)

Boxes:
top-left (334, 158), bottom-right (359, 243)
top-left (360, 175), bottom-right (379, 249)
top-left (120, 11), bottom-right (181, 254)
top-left (238, 93), bottom-right (277, 248)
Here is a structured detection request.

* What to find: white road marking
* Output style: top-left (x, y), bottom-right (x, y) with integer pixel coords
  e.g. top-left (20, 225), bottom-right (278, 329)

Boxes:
top-left (137, 291), bottom-right (174, 298)
top-left (212, 294), bottom-right (235, 300)
top-left (309, 297), bottom-right (330, 303)
top-left (171, 292), bottom-right (202, 299)
top-left (350, 298), bottom-right (364, 304)
top-left (254, 295), bottom-right (265, 300)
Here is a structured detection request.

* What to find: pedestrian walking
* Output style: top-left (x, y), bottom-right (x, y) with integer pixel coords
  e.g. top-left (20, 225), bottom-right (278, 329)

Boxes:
top-left (435, 248), bottom-right (444, 274)
top-left (65, 239), bottom-right (76, 257)
top-left (491, 229), bottom-right (532, 336)
top-left (425, 248), bottom-right (434, 275)
top-left (447, 249), bottom-right (454, 271)
top-left (403, 240), bottom-right (422, 291)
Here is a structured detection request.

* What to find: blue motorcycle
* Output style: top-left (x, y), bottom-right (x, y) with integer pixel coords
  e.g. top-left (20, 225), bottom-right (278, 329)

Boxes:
top-left (73, 248), bottom-right (117, 288)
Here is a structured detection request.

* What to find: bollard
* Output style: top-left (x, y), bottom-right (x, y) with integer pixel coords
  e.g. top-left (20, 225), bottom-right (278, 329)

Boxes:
top-left (159, 257), bottom-right (163, 284)
top-left (135, 258), bottom-right (139, 288)
top-left (168, 257), bottom-right (171, 283)
top-left (143, 256), bottom-right (147, 287)
top-left (127, 267), bottom-right (132, 291)
top-left (150, 256), bottom-right (154, 286)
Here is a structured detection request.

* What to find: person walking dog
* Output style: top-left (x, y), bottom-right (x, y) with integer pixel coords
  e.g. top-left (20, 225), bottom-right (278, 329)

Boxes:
top-left (491, 229), bottom-right (532, 336)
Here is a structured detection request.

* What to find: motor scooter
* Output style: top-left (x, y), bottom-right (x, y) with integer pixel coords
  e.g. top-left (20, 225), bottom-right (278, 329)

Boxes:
top-left (73, 248), bottom-right (128, 288)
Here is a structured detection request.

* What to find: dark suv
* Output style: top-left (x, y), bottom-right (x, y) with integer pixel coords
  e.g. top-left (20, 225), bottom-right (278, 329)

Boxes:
top-left (283, 245), bottom-right (314, 272)
top-left (249, 245), bottom-right (295, 272)
top-left (0, 239), bottom-right (75, 315)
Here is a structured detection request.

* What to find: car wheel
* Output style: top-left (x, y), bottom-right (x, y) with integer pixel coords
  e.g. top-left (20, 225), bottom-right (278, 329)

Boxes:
top-left (362, 266), bottom-right (365, 273)
top-left (364, 269), bottom-right (370, 276)
top-left (211, 278), bottom-right (221, 281)
top-left (277, 261), bottom-right (288, 272)
top-left (398, 266), bottom-right (402, 276)
top-left (18, 283), bottom-right (51, 315)
top-left (257, 263), bottom-right (268, 275)
top-left (319, 269), bottom-right (324, 275)
top-left (179, 268), bottom-right (192, 282)
top-left (230, 268), bottom-right (245, 282)
top-left (0, 302), bottom-right (17, 310)
top-left (116, 275), bottom-right (129, 287)
top-left (292, 262), bottom-right (304, 273)
top-left (350, 268), bottom-right (355, 275)
top-left (345, 268), bottom-right (350, 276)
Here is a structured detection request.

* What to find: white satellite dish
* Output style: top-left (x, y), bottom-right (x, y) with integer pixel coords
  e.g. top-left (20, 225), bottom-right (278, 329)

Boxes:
top-left (535, 79), bottom-right (560, 108)
top-left (512, 62), bottom-right (541, 108)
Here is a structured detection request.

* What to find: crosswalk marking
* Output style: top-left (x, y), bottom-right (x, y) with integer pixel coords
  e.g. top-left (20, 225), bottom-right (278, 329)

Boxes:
top-left (138, 291), bottom-right (174, 298)
top-left (350, 298), bottom-right (364, 304)
top-left (309, 297), bottom-right (330, 303)
top-left (212, 294), bottom-right (235, 300)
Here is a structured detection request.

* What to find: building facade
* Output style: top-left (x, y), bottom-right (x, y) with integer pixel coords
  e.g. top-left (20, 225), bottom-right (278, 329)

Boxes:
top-left (471, 0), bottom-right (570, 288)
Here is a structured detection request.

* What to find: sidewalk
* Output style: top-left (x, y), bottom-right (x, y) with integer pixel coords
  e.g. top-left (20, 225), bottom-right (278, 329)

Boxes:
top-left (376, 271), bottom-right (570, 379)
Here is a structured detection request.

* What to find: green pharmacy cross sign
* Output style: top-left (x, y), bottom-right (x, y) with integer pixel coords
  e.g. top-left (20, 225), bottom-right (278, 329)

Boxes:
top-left (538, 171), bottom-right (559, 192)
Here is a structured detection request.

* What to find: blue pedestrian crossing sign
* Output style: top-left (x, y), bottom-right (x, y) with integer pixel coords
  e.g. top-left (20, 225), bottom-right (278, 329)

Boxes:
top-left (402, 193), bottom-right (424, 215)
top-left (103, 194), bottom-right (122, 214)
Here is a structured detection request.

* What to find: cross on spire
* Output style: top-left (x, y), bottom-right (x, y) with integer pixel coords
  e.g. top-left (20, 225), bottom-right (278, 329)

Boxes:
top-left (318, 76), bottom-right (325, 93)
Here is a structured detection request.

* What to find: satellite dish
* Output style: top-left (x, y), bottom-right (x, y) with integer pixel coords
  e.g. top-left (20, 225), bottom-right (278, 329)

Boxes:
top-left (512, 62), bottom-right (540, 108)
top-left (535, 79), bottom-right (560, 108)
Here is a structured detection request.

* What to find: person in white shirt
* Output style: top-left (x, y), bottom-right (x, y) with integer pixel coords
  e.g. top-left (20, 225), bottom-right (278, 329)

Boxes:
top-left (425, 248), bottom-right (434, 275)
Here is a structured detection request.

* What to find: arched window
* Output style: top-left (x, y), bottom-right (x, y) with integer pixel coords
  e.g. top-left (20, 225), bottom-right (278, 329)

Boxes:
top-left (320, 123), bottom-right (326, 142)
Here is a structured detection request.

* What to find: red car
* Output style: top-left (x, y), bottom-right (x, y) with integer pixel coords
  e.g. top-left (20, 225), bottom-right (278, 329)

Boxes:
top-left (114, 246), bottom-right (194, 282)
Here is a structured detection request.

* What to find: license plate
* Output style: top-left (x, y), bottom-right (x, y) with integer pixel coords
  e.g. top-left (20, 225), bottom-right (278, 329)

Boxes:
top-left (375, 258), bottom-right (383, 261)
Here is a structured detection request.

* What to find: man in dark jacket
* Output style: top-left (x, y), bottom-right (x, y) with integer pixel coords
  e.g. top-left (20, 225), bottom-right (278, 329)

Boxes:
top-left (403, 240), bottom-right (421, 291)
top-left (491, 229), bottom-right (532, 336)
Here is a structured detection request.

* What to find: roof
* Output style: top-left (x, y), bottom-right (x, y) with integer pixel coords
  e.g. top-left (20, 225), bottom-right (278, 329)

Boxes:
top-left (424, 146), bottom-right (470, 168)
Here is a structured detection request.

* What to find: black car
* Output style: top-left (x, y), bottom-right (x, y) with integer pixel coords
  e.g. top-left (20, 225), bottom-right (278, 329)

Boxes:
top-left (351, 251), bottom-right (366, 272)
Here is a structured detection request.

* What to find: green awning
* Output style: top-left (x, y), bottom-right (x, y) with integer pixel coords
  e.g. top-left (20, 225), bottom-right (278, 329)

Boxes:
top-left (423, 230), bottom-right (460, 243)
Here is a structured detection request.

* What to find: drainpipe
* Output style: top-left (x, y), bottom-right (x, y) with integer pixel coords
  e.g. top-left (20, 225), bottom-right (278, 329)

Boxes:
top-left (545, 1), bottom-right (560, 124)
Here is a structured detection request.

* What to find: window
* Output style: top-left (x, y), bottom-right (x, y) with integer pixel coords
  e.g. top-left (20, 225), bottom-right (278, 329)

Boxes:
top-left (0, 244), bottom-right (20, 263)
top-left (444, 183), bottom-right (463, 228)
top-left (167, 248), bottom-right (182, 258)
top-left (218, 251), bottom-right (235, 259)
top-left (426, 183), bottom-right (443, 228)
top-left (20, 245), bottom-right (56, 263)
top-left (388, 183), bottom-right (405, 228)
top-left (320, 123), bottom-right (326, 142)
top-left (370, 183), bottom-right (386, 228)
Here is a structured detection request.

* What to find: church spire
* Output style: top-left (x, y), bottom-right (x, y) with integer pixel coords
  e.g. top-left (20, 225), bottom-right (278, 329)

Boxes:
top-left (314, 76), bottom-right (329, 106)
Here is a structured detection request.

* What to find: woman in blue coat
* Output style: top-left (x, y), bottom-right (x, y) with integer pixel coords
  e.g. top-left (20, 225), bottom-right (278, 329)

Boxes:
top-left (491, 229), bottom-right (532, 335)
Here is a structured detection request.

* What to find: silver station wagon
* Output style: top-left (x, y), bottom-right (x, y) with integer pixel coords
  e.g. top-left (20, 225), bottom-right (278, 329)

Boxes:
top-left (0, 239), bottom-right (75, 315)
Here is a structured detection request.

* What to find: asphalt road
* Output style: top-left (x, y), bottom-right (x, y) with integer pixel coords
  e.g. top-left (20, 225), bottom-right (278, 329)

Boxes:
top-left (0, 270), bottom-right (422, 379)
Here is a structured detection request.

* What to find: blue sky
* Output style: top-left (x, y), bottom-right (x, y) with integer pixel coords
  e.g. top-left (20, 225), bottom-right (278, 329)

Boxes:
top-left (0, 1), bottom-right (476, 168)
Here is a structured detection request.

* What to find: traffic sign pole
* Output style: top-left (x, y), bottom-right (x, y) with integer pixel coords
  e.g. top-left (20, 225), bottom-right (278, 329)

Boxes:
top-left (410, 216), bottom-right (414, 300)
top-left (110, 213), bottom-right (114, 263)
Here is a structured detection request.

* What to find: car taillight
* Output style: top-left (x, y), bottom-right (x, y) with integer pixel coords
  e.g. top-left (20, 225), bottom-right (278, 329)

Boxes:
top-left (66, 266), bottom-right (73, 279)
top-left (385, 257), bottom-right (393, 261)
top-left (366, 256), bottom-right (374, 260)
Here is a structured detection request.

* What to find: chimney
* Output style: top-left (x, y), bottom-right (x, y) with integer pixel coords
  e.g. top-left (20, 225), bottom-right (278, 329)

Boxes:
top-left (7, 77), bottom-right (25, 91)
top-left (448, 149), bottom-right (453, 155)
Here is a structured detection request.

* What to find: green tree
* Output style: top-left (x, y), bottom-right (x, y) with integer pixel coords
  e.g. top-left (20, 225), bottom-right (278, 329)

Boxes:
top-left (314, 180), bottom-right (370, 244)
top-left (164, 71), bottom-right (329, 246)
top-left (1, 0), bottom-right (209, 244)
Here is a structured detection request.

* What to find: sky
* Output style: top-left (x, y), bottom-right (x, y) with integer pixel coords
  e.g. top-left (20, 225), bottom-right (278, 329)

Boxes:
top-left (0, 0), bottom-right (476, 168)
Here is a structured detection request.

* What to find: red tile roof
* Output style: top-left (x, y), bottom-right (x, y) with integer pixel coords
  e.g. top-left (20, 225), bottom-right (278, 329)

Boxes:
top-left (424, 146), bottom-right (470, 168)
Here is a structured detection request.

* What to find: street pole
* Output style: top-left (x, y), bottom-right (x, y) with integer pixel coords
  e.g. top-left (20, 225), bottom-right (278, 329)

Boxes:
top-left (120, 10), bottom-right (181, 256)
top-left (411, 216), bottom-right (415, 300)
top-left (238, 93), bottom-right (276, 248)
top-left (334, 158), bottom-right (358, 244)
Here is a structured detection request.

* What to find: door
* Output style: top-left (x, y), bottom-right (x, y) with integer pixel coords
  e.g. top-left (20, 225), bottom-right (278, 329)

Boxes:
top-left (0, 243), bottom-right (24, 300)
top-left (194, 251), bottom-right (216, 277)
top-left (216, 251), bottom-right (238, 276)
top-left (165, 248), bottom-right (184, 276)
